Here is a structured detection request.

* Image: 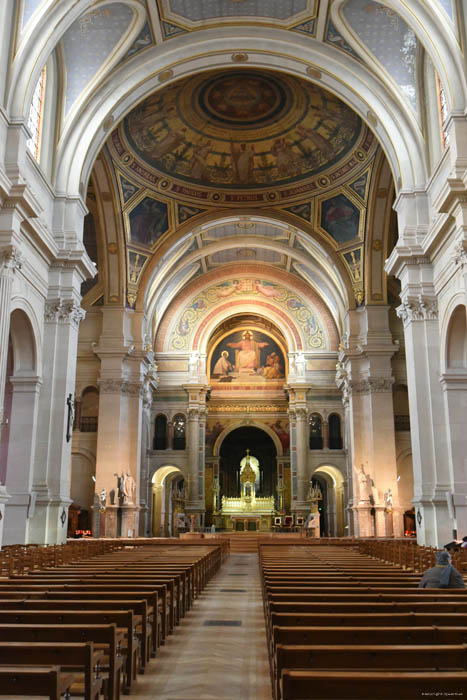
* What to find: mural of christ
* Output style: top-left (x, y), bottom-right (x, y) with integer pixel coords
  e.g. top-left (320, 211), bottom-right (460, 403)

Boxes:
top-left (227, 330), bottom-right (268, 373)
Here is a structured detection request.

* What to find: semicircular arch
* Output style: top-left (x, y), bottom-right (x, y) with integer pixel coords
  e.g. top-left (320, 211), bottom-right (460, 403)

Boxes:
top-left (213, 419), bottom-right (283, 457)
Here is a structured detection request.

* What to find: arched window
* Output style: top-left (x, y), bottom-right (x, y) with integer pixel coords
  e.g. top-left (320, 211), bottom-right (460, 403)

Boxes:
top-left (173, 413), bottom-right (186, 450)
top-left (309, 413), bottom-right (323, 450)
top-left (27, 66), bottom-right (46, 161)
top-left (328, 414), bottom-right (343, 450)
top-left (80, 386), bottom-right (99, 432)
top-left (154, 414), bottom-right (167, 450)
top-left (436, 72), bottom-right (449, 150)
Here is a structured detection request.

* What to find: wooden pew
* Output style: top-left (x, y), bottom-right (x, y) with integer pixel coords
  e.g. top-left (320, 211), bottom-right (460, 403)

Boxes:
top-left (0, 609), bottom-right (135, 695)
top-left (0, 642), bottom-right (103, 700)
top-left (275, 643), bottom-right (467, 700)
top-left (0, 624), bottom-right (123, 700)
top-left (0, 665), bottom-right (75, 700)
top-left (280, 669), bottom-right (467, 700)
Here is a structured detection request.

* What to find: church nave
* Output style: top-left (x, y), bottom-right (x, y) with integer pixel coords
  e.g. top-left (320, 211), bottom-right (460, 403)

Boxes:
top-left (131, 553), bottom-right (272, 700)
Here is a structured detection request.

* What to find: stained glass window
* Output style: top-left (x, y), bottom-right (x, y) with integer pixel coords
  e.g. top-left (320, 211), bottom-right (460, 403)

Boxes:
top-left (27, 66), bottom-right (46, 161)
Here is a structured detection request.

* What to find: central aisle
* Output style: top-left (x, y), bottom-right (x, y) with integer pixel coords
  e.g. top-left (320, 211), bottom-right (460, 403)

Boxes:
top-left (134, 552), bottom-right (272, 700)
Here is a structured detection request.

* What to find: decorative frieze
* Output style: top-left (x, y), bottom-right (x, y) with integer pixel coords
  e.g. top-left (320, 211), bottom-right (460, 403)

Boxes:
top-left (396, 295), bottom-right (438, 325)
top-left (44, 300), bottom-right (86, 328)
top-left (98, 378), bottom-right (143, 397)
top-left (350, 377), bottom-right (395, 394)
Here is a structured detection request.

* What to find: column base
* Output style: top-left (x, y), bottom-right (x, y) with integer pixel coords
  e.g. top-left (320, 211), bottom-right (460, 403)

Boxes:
top-left (0, 485), bottom-right (11, 548)
top-left (27, 496), bottom-right (72, 545)
top-left (2, 492), bottom-right (30, 546)
top-left (353, 503), bottom-right (375, 537)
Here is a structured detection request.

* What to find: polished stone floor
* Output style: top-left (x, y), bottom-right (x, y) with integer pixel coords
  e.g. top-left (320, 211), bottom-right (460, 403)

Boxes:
top-left (133, 552), bottom-right (272, 700)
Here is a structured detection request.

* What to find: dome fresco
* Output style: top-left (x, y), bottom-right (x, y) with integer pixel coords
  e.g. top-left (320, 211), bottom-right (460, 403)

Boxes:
top-left (114, 70), bottom-right (367, 199)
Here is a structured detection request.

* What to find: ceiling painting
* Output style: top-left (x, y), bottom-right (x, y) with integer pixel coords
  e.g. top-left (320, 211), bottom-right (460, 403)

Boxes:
top-left (177, 204), bottom-right (207, 224)
top-left (320, 193), bottom-right (362, 245)
top-left (118, 174), bottom-right (141, 204)
top-left (156, 0), bottom-right (317, 31)
top-left (348, 170), bottom-right (370, 201)
top-left (122, 19), bottom-right (155, 61)
top-left (125, 194), bottom-right (170, 247)
top-left (169, 277), bottom-right (325, 351)
top-left (325, 19), bottom-right (360, 60)
top-left (109, 69), bottom-right (376, 206)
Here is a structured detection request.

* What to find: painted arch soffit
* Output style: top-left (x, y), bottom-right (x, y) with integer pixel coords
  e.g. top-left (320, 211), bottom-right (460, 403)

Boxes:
top-left (162, 275), bottom-right (330, 353)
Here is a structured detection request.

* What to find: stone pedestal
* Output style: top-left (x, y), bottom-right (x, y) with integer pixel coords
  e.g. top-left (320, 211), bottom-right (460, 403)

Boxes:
top-left (121, 505), bottom-right (139, 538)
top-left (100, 505), bottom-right (118, 538)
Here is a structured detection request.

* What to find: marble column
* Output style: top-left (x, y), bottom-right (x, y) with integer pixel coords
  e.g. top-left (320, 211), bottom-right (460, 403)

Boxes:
top-left (336, 306), bottom-right (401, 537)
top-left (184, 385), bottom-right (208, 527)
top-left (396, 290), bottom-right (452, 545)
top-left (0, 245), bottom-right (23, 440)
top-left (29, 299), bottom-right (85, 544)
top-left (288, 385), bottom-right (311, 514)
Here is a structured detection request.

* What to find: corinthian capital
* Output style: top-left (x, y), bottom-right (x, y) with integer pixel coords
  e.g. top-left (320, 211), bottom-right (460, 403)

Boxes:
top-left (0, 245), bottom-right (23, 276)
top-left (45, 299), bottom-right (86, 328)
top-left (396, 295), bottom-right (438, 325)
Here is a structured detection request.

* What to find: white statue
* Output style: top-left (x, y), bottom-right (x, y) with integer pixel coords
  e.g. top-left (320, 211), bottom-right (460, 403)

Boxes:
top-left (119, 472), bottom-right (136, 505)
top-left (98, 488), bottom-right (106, 508)
top-left (384, 488), bottom-right (393, 508)
top-left (357, 465), bottom-right (371, 502)
top-left (295, 352), bottom-right (306, 377)
top-left (189, 351), bottom-right (199, 379)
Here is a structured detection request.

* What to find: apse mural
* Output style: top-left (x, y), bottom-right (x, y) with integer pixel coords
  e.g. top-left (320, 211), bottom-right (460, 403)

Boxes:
top-left (320, 194), bottom-right (361, 244)
top-left (170, 277), bottom-right (325, 350)
top-left (127, 196), bottom-right (169, 246)
top-left (210, 330), bottom-right (285, 385)
top-left (122, 71), bottom-right (362, 190)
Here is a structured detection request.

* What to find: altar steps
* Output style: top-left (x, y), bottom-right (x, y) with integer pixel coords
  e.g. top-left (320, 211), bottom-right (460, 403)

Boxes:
top-left (222, 533), bottom-right (261, 553)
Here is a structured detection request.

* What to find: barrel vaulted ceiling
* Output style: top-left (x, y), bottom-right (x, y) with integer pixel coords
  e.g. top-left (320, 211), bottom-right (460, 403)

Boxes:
top-left (14, 0), bottom-right (454, 340)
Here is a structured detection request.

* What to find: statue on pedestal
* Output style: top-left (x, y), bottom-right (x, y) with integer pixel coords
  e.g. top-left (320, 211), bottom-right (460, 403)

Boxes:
top-left (116, 472), bottom-right (137, 505)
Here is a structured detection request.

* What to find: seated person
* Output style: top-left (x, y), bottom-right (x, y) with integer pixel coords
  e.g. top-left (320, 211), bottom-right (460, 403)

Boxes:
top-left (418, 550), bottom-right (465, 589)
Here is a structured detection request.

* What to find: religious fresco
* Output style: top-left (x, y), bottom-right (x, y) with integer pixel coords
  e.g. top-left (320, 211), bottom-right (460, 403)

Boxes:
top-left (128, 250), bottom-right (148, 284)
top-left (209, 329), bottom-right (286, 386)
top-left (170, 277), bottom-right (325, 350)
top-left (267, 418), bottom-right (290, 451)
top-left (109, 69), bottom-right (374, 208)
top-left (320, 193), bottom-right (361, 244)
top-left (127, 196), bottom-right (169, 247)
top-left (206, 419), bottom-right (225, 450)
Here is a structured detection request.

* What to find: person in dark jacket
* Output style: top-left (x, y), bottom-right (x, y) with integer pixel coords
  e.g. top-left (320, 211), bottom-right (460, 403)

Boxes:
top-left (418, 550), bottom-right (466, 588)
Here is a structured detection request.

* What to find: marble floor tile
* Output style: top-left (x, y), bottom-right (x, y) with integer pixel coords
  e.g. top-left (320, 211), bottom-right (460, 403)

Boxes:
top-left (131, 553), bottom-right (273, 700)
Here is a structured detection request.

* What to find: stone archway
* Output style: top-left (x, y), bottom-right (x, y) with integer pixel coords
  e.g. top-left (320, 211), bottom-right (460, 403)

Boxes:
top-left (2, 309), bottom-right (41, 546)
top-left (151, 466), bottom-right (185, 536)
top-left (218, 426), bottom-right (277, 500)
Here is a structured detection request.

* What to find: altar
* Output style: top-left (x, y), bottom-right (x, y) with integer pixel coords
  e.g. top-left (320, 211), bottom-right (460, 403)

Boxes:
top-left (214, 449), bottom-right (276, 531)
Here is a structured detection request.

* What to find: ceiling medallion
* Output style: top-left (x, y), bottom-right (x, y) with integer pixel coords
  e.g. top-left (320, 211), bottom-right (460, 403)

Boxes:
top-left (103, 115), bottom-right (114, 131)
top-left (158, 69), bottom-right (174, 82)
top-left (306, 66), bottom-right (321, 79)
top-left (108, 243), bottom-right (118, 254)
top-left (231, 52), bottom-right (248, 62)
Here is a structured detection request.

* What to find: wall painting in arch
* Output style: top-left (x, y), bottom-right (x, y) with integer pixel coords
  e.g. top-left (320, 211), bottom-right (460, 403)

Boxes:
top-left (209, 328), bottom-right (286, 390)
